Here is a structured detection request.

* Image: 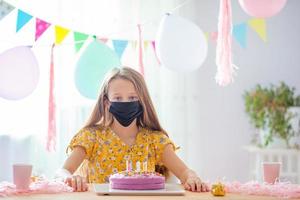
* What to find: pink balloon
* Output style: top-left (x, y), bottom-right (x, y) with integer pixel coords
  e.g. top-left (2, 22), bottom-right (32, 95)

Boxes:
top-left (239, 0), bottom-right (287, 18)
top-left (0, 46), bottom-right (39, 100)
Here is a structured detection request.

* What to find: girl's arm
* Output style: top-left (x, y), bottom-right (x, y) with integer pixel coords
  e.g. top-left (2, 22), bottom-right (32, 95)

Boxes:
top-left (59, 146), bottom-right (88, 192)
top-left (63, 146), bottom-right (86, 173)
top-left (162, 144), bottom-right (209, 192)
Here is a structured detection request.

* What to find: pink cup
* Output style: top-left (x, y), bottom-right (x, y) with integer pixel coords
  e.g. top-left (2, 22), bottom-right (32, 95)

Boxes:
top-left (13, 164), bottom-right (32, 190)
top-left (262, 162), bottom-right (281, 184)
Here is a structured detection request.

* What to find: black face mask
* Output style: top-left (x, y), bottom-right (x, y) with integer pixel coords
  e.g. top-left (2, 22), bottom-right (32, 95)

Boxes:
top-left (109, 101), bottom-right (143, 127)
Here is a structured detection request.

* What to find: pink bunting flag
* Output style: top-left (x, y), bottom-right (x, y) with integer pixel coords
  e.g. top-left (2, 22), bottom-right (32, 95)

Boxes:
top-left (47, 43), bottom-right (56, 152)
top-left (215, 0), bottom-right (237, 86)
top-left (35, 18), bottom-right (51, 41)
top-left (137, 24), bottom-right (144, 75)
top-left (210, 31), bottom-right (218, 43)
top-left (99, 38), bottom-right (108, 43)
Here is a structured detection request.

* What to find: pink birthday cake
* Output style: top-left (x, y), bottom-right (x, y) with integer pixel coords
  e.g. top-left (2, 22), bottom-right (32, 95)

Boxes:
top-left (109, 171), bottom-right (165, 190)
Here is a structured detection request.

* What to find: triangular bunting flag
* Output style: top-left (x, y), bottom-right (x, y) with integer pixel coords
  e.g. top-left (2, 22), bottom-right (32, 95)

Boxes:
top-left (55, 25), bottom-right (70, 45)
top-left (35, 18), bottom-right (51, 41)
top-left (248, 18), bottom-right (267, 42)
top-left (98, 38), bottom-right (108, 43)
top-left (73, 32), bottom-right (89, 52)
top-left (210, 31), bottom-right (218, 43)
top-left (143, 41), bottom-right (149, 51)
top-left (0, 0), bottom-right (15, 20)
top-left (131, 41), bottom-right (137, 50)
top-left (233, 23), bottom-right (247, 48)
top-left (16, 10), bottom-right (33, 32)
top-left (112, 40), bottom-right (128, 58)
top-left (204, 32), bottom-right (209, 41)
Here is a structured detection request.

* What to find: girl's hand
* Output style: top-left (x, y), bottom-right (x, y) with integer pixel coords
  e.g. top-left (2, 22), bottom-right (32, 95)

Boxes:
top-left (65, 175), bottom-right (88, 192)
top-left (181, 169), bottom-right (209, 192)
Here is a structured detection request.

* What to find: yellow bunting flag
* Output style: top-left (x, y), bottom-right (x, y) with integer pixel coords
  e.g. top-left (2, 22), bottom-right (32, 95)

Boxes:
top-left (143, 41), bottom-right (149, 51)
top-left (131, 41), bottom-right (137, 50)
top-left (55, 25), bottom-right (70, 45)
top-left (248, 18), bottom-right (267, 42)
top-left (204, 32), bottom-right (209, 41)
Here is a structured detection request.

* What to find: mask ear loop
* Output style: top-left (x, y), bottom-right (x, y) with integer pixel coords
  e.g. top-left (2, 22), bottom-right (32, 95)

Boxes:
top-left (103, 94), bottom-right (112, 108)
top-left (103, 94), bottom-right (113, 126)
top-left (136, 102), bottom-right (144, 127)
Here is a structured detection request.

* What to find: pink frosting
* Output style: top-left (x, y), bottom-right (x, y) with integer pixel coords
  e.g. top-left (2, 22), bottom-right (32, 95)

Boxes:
top-left (110, 183), bottom-right (165, 190)
top-left (109, 172), bottom-right (165, 190)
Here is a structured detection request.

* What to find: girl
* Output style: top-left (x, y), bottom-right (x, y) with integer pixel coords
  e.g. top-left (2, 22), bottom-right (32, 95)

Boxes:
top-left (56, 67), bottom-right (208, 192)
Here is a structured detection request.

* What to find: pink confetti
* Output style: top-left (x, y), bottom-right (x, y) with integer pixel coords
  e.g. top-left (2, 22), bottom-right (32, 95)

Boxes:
top-left (0, 180), bottom-right (73, 197)
top-left (208, 181), bottom-right (300, 199)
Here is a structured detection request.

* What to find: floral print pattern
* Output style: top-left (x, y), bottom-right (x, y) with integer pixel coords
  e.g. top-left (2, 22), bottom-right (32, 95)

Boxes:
top-left (67, 126), bottom-right (175, 183)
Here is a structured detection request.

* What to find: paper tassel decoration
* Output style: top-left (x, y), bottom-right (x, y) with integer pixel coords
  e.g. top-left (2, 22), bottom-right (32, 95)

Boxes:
top-left (112, 40), bottom-right (128, 58)
top-left (0, 0), bottom-right (15, 20)
top-left (55, 25), bottom-right (70, 45)
top-left (215, 0), bottom-right (237, 86)
top-left (47, 44), bottom-right (56, 152)
top-left (35, 18), bottom-right (51, 41)
top-left (74, 32), bottom-right (89, 52)
top-left (16, 10), bottom-right (33, 32)
top-left (137, 24), bottom-right (144, 75)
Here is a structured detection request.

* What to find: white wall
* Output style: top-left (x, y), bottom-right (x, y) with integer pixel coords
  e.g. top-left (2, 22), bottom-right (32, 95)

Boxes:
top-left (164, 0), bottom-right (300, 182)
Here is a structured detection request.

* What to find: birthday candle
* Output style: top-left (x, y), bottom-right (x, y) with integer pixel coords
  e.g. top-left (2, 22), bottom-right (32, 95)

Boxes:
top-left (126, 159), bottom-right (130, 172)
top-left (143, 161), bottom-right (148, 172)
top-left (125, 154), bottom-right (133, 172)
top-left (129, 160), bottom-right (133, 172)
top-left (136, 161), bottom-right (141, 172)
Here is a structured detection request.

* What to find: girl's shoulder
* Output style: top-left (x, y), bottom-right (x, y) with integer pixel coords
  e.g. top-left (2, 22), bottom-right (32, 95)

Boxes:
top-left (140, 128), bottom-right (169, 139)
top-left (78, 125), bottom-right (109, 137)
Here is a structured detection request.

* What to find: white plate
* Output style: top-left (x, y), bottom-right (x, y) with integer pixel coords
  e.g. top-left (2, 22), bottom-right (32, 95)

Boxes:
top-left (93, 183), bottom-right (185, 196)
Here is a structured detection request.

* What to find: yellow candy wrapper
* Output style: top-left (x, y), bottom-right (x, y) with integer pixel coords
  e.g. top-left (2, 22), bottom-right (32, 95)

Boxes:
top-left (211, 182), bottom-right (226, 196)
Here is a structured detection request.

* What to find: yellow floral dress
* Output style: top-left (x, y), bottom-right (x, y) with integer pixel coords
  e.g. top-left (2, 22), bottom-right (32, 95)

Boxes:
top-left (67, 126), bottom-right (175, 183)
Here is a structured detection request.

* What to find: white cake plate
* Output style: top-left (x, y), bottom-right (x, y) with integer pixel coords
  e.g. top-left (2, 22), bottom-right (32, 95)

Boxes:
top-left (93, 183), bottom-right (185, 196)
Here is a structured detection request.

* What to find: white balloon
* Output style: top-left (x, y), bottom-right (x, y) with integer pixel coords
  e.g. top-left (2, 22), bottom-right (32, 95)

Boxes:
top-left (155, 14), bottom-right (208, 72)
top-left (0, 46), bottom-right (39, 100)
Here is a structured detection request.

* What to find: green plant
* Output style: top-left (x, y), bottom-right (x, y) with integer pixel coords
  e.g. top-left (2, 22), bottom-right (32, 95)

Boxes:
top-left (244, 82), bottom-right (300, 147)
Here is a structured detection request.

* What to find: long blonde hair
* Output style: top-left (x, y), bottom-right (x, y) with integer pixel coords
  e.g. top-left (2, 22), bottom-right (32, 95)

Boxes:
top-left (82, 67), bottom-right (169, 176)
